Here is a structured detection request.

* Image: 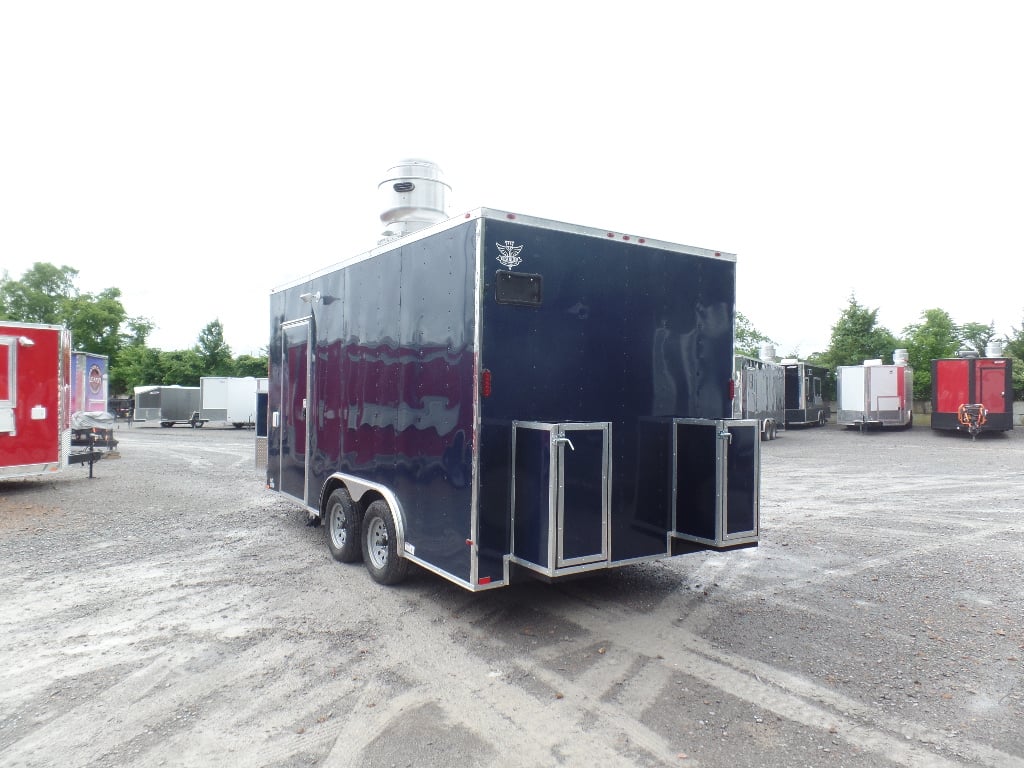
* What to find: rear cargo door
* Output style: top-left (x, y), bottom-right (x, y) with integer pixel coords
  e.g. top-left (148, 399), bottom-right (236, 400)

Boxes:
top-left (512, 422), bottom-right (610, 573)
top-left (672, 418), bottom-right (759, 548)
top-left (277, 319), bottom-right (311, 504)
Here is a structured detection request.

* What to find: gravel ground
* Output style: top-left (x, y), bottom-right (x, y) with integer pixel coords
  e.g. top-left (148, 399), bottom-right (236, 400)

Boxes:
top-left (1, 419), bottom-right (1022, 768)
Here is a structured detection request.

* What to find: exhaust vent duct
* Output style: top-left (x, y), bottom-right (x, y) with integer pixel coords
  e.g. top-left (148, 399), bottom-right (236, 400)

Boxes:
top-left (985, 341), bottom-right (1004, 358)
top-left (378, 158), bottom-right (451, 245)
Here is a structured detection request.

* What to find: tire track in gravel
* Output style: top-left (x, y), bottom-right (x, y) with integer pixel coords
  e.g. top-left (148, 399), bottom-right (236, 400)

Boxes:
top-left (529, 583), bottom-right (1024, 768)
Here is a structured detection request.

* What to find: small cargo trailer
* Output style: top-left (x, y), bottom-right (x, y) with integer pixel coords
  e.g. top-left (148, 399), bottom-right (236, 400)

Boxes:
top-left (732, 349), bottom-right (784, 440)
top-left (267, 162), bottom-right (759, 591)
top-left (837, 351), bottom-right (914, 430)
top-left (1, 321), bottom-right (105, 479)
top-left (781, 359), bottom-right (830, 427)
top-left (200, 376), bottom-right (259, 428)
top-left (931, 345), bottom-right (1014, 438)
top-left (133, 385), bottom-right (207, 427)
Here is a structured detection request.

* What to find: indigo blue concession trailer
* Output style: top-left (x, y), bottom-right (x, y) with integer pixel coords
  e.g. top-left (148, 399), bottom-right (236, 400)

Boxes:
top-left (267, 168), bottom-right (758, 591)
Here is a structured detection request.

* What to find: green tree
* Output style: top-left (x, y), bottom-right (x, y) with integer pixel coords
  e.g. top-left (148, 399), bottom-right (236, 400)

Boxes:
top-left (0, 263), bottom-right (153, 386)
top-left (195, 319), bottom-right (233, 376)
top-left (0, 263), bottom-right (78, 323)
top-left (121, 317), bottom-right (155, 348)
top-left (233, 353), bottom-right (269, 378)
top-left (959, 321), bottom-right (997, 355)
top-left (1003, 313), bottom-right (1024, 400)
top-left (64, 287), bottom-right (127, 360)
top-left (901, 309), bottom-right (961, 401)
top-left (815, 295), bottom-right (898, 398)
top-left (734, 312), bottom-right (775, 357)
top-left (159, 349), bottom-right (205, 386)
top-left (110, 344), bottom-right (164, 395)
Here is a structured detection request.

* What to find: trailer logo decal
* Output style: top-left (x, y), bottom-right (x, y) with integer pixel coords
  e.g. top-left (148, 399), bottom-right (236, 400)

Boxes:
top-left (496, 240), bottom-right (524, 268)
top-left (89, 364), bottom-right (103, 394)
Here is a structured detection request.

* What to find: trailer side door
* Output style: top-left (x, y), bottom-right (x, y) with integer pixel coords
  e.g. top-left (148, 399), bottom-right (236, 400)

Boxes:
top-left (277, 319), bottom-right (311, 504)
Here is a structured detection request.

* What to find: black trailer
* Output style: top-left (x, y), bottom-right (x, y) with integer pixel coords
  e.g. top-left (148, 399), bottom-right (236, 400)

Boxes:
top-left (781, 359), bottom-right (830, 427)
top-left (267, 208), bottom-right (759, 591)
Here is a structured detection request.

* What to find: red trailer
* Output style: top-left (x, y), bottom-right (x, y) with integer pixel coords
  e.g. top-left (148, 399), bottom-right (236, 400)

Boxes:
top-left (0, 321), bottom-right (104, 480)
top-left (931, 348), bottom-right (1014, 438)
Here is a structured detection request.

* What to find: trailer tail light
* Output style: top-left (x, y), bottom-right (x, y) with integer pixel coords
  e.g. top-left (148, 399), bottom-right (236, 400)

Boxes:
top-left (481, 369), bottom-right (492, 398)
top-left (728, 378), bottom-right (735, 400)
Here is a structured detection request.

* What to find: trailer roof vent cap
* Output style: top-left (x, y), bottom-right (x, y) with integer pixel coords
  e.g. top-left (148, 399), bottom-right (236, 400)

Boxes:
top-left (378, 158), bottom-right (451, 245)
top-left (985, 341), bottom-right (1004, 358)
top-left (955, 349), bottom-right (980, 358)
top-left (893, 349), bottom-right (909, 366)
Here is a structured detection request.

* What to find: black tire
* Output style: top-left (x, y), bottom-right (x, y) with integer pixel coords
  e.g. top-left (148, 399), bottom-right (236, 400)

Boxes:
top-left (361, 500), bottom-right (408, 585)
top-left (326, 488), bottom-right (361, 563)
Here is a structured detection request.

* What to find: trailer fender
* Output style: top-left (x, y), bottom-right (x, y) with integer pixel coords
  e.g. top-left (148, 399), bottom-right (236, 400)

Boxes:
top-left (325, 473), bottom-right (407, 558)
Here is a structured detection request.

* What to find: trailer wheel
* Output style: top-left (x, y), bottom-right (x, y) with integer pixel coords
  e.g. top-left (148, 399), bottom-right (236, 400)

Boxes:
top-left (361, 500), bottom-right (408, 585)
top-left (326, 488), bottom-right (361, 563)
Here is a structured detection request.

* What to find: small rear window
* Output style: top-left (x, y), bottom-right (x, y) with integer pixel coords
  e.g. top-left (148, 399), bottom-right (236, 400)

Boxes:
top-left (495, 270), bottom-right (542, 307)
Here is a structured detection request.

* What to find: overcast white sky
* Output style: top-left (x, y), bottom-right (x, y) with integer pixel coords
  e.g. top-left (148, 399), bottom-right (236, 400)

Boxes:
top-left (2, 2), bottom-right (1022, 359)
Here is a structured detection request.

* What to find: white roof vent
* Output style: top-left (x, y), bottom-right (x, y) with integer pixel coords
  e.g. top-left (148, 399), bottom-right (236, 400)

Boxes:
top-left (985, 341), bottom-right (1004, 358)
top-left (378, 159), bottom-right (451, 245)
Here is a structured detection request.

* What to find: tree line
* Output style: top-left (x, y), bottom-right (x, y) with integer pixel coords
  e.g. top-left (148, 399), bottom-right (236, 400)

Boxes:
top-left (4, 263), bottom-right (1023, 403)
top-left (736, 295), bottom-right (1024, 401)
top-left (0, 263), bottom-right (267, 396)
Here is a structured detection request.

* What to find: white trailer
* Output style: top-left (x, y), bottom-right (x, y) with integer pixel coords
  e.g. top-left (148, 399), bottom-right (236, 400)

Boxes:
top-left (837, 352), bottom-right (913, 430)
top-left (732, 352), bottom-right (785, 440)
top-left (200, 376), bottom-right (259, 428)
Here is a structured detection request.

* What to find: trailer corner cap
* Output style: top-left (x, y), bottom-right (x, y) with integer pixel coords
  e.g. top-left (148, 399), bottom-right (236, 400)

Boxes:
top-left (18, 336), bottom-right (35, 347)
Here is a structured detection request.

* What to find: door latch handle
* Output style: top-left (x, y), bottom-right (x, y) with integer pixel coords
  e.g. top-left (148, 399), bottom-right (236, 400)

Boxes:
top-left (717, 429), bottom-right (732, 443)
top-left (553, 436), bottom-right (576, 451)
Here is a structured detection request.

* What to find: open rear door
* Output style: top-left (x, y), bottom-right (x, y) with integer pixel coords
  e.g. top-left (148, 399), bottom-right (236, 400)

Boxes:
top-left (511, 421), bottom-right (610, 575)
top-left (672, 418), bottom-right (759, 549)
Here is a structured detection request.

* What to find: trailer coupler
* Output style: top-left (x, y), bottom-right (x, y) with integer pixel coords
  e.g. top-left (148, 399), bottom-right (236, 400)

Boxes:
top-left (957, 403), bottom-right (987, 439)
